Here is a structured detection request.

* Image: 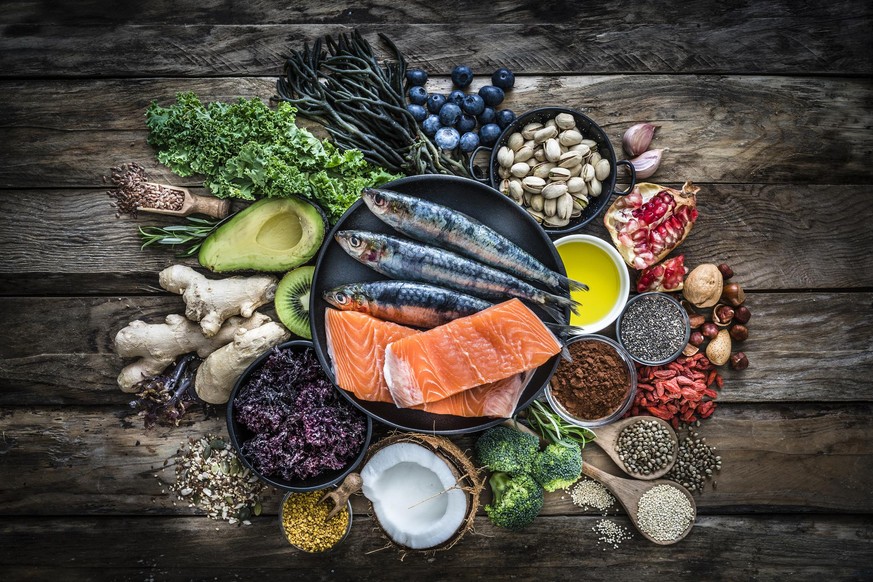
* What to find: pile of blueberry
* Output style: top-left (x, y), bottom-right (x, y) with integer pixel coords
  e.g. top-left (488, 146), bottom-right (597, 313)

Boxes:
top-left (406, 65), bottom-right (517, 153)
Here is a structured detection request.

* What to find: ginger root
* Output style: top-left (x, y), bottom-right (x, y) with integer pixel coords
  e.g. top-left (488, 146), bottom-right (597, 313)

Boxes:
top-left (159, 265), bottom-right (277, 337)
top-left (196, 322), bottom-right (291, 404)
top-left (114, 312), bottom-right (271, 392)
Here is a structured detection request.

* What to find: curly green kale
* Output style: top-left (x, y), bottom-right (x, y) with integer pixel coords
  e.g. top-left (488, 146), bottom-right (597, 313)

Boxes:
top-left (531, 440), bottom-right (583, 492)
top-left (484, 472), bottom-right (544, 530)
top-left (474, 425), bottom-right (540, 475)
top-left (146, 92), bottom-right (399, 222)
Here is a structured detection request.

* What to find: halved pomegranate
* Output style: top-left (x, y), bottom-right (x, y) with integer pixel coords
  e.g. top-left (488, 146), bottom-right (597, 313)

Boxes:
top-left (604, 181), bottom-right (700, 270)
top-left (636, 255), bottom-right (688, 292)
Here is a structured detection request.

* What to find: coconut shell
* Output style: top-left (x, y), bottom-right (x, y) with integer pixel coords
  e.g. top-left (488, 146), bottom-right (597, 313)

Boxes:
top-left (362, 432), bottom-right (483, 556)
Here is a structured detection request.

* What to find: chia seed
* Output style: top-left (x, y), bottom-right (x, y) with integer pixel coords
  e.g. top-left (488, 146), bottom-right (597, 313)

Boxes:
top-left (618, 293), bottom-right (688, 364)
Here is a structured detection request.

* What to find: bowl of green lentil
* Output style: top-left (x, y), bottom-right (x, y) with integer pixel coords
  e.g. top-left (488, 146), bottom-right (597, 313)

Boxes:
top-left (280, 489), bottom-right (353, 553)
top-left (615, 292), bottom-right (690, 366)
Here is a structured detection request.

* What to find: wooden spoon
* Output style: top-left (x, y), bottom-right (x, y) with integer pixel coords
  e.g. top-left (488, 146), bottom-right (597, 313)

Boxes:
top-left (591, 416), bottom-right (679, 480)
top-left (582, 462), bottom-right (696, 545)
top-left (320, 472), bottom-right (363, 520)
top-left (138, 183), bottom-right (231, 219)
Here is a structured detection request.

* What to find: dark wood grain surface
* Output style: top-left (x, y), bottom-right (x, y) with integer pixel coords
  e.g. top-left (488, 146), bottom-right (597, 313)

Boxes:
top-left (1, 1), bottom-right (871, 580)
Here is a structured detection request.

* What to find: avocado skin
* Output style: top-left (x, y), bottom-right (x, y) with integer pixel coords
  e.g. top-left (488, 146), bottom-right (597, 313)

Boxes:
top-left (198, 197), bottom-right (325, 273)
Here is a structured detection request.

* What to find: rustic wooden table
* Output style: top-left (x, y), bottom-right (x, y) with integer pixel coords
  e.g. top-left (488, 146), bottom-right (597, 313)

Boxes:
top-left (1, 2), bottom-right (872, 580)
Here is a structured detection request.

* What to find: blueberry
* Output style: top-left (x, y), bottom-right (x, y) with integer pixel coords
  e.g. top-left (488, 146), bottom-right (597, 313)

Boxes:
top-left (457, 113), bottom-right (477, 133)
top-left (478, 123), bottom-right (502, 146)
top-left (496, 109), bottom-right (516, 129)
top-left (407, 86), bottom-right (428, 105)
top-left (477, 107), bottom-right (496, 126)
top-left (407, 104), bottom-right (428, 122)
top-left (439, 102), bottom-right (462, 127)
top-left (435, 127), bottom-right (461, 150)
top-left (406, 68), bottom-right (428, 87)
top-left (478, 85), bottom-right (505, 107)
top-left (461, 93), bottom-right (485, 116)
top-left (447, 90), bottom-right (466, 106)
top-left (451, 65), bottom-right (474, 88)
top-left (491, 67), bottom-right (515, 90)
top-left (422, 115), bottom-right (441, 136)
top-left (427, 93), bottom-right (447, 114)
top-left (459, 131), bottom-right (480, 153)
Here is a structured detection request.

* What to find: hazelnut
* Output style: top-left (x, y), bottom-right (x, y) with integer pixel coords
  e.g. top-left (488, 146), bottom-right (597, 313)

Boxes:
top-left (721, 282), bottom-right (746, 306)
top-left (734, 305), bottom-right (751, 324)
top-left (688, 313), bottom-right (706, 329)
top-left (730, 352), bottom-right (749, 370)
top-left (729, 324), bottom-right (749, 341)
top-left (713, 304), bottom-right (735, 326)
top-left (718, 263), bottom-right (734, 279)
top-left (689, 331), bottom-right (705, 346)
top-left (701, 322), bottom-right (719, 339)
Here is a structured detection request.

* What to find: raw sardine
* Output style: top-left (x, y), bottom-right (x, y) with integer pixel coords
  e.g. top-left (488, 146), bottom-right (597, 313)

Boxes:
top-left (362, 187), bottom-right (587, 292)
top-left (324, 280), bottom-right (491, 328)
top-left (335, 230), bottom-right (578, 322)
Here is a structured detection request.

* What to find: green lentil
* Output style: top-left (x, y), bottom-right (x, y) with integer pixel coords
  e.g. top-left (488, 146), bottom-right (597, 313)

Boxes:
top-left (616, 419), bottom-right (676, 476)
top-left (281, 490), bottom-right (350, 553)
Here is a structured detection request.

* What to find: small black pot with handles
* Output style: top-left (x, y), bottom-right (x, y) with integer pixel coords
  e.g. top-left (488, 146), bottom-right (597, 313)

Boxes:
top-left (469, 107), bottom-right (636, 238)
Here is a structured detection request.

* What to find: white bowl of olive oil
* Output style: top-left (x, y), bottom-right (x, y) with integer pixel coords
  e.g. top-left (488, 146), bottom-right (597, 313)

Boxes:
top-left (554, 234), bottom-right (629, 333)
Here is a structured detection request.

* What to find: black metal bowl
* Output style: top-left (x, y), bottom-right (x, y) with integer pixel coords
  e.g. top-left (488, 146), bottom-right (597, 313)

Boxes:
top-left (226, 340), bottom-right (373, 492)
top-left (309, 174), bottom-right (567, 434)
top-left (470, 106), bottom-right (636, 237)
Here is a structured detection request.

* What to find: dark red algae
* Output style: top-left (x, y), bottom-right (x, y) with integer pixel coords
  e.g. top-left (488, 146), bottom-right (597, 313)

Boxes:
top-left (234, 346), bottom-right (367, 480)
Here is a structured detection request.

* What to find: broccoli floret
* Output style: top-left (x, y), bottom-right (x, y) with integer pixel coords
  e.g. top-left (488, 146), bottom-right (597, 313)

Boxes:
top-left (485, 472), bottom-right (544, 530)
top-left (531, 440), bottom-right (583, 492)
top-left (474, 425), bottom-right (539, 474)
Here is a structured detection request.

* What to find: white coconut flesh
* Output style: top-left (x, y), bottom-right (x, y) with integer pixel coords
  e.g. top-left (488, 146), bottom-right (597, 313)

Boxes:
top-left (361, 442), bottom-right (468, 550)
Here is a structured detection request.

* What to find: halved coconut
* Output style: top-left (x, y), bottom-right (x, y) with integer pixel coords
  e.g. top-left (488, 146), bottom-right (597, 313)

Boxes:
top-left (360, 434), bottom-right (482, 553)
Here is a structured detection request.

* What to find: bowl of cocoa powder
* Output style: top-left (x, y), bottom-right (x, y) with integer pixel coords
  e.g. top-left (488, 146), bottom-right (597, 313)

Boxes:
top-left (544, 335), bottom-right (637, 427)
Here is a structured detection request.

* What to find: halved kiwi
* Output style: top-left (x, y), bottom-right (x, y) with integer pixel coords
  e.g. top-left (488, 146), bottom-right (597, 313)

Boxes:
top-left (275, 266), bottom-right (315, 339)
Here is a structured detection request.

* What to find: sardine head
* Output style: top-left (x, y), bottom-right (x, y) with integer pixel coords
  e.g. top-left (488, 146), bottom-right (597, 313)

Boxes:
top-left (323, 285), bottom-right (367, 311)
top-left (335, 230), bottom-right (382, 264)
top-left (361, 187), bottom-right (395, 217)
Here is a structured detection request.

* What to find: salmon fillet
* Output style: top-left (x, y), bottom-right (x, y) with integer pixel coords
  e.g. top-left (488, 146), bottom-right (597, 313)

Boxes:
top-left (414, 371), bottom-right (533, 418)
top-left (324, 309), bottom-right (417, 403)
top-left (384, 299), bottom-right (561, 408)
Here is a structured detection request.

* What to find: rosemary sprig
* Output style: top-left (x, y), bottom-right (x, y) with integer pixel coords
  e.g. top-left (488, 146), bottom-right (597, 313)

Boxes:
top-left (522, 399), bottom-right (597, 446)
top-left (277, 30), bottom-right (470, 177)
top-left (139, 215), bottom-right (229, 257)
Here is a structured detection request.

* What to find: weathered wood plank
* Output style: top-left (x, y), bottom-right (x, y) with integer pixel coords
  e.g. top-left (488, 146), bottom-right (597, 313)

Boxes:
top-left (1, 75), bottom-right (871, 187)
top-left (0, 404), bottom-right (869, 515)
top-left (2, 8), bottom-right (872, 77)
top-left (1, 183), bottom-right (871, 295)
top-left (1, 293), bottom-right (870, 405)
top-left (0, 515), bottom-right (871, 580)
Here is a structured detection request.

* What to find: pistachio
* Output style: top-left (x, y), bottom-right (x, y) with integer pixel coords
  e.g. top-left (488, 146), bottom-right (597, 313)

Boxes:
top-left (557, 193), bottom-right (574, 220)
top-left (545, 118), bottom-right (558, 129)
top-left (595, 158), bottom-right (612, 181)
top-left (567, 177), bottom-right (587, 194)
top-left (555, 113), bottom-right (576, 129)
top-left (534, 126), bottom-right (558, 143)
top-left (559, 130), bottom-right (583, 147)
top-left (589, 151), bottom-right (602, 165)
top-left (569, 163), bottom-right (583, 177)
top-left (533, 148), bottom-right (546, 162)
top-left (569, 143), bottom-right (591, 156)
top-left (508, 179), bottom-right (524, 202)
top-left (497, 166), bottom-right (511, 179)
top-left (499, 178), bottom-right (510, 195)
top-left (544, 214), bottom-right (571, 228)
top-left (543, 196), bottom-right (557, 216)
top-left (571, 197), bottom-right (588, 213)
top-left (523, 139), bottom-right (536, 150)
top-left (559, 151), bottom-right (584, 168)
top-left (527, 208), bottom-right (545, 222)
top-left (581, 139), bottom-right (598, 148)
top-left (510, 162), bottom-right (531, 178)
top-left (507, 132), bottom-right (524, 151)
top-left (514, 146), bottom-right (534, 163)
top-left (530, 194), bottom-right (545, 212)
top-left (581, 163), bottom-right (596, 182)
top-left (548, 167), bottom-right (572, 181)
top-left (521, 123), bottom-right (543, 140)
top-left (544, 138), bottom-right (562, 162)
top-left (533, 162), bottom-right (556, 179)
top-left (522, 176), bottom-right (546, 193)
top-left (541, 182), bottom-right (569, 199)
top-left (589, 178), bottom-right (603, 196)
top-left (497, 146), bottom-right (514, 168)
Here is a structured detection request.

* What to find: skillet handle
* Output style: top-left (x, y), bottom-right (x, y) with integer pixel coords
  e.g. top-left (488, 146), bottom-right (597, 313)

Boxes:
top-left (612, 159), bottom-right (637, 196)
top-left (468, 146), bottom-right (493, 183)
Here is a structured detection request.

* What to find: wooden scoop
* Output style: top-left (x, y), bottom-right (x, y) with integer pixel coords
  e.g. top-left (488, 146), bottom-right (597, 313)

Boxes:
top-left (591, 416), bottom-right (679, 480)
top-left (138, 183), bottom-right (231, 219)
top-left (582, 462), bottom-right (696, 545)
top-left (320, 473), bottom-right (363, 520)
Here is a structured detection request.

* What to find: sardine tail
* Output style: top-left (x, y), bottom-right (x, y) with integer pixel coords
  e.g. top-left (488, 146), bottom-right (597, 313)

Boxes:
top-left (562, 275), bottom-right (589, 292)
top-left (539, 302), bottom-right (568, 324)
top-left (545, 292), bottom-right (581, 317)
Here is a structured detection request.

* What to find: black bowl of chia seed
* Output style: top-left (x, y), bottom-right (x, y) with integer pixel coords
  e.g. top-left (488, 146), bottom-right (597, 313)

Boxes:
top-left (616, 293), bottom-right (690, 366)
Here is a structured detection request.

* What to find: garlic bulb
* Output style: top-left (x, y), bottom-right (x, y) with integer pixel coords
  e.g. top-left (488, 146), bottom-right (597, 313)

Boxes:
top-left (629, 148), bottom-right (666, 179)
top-left (622, 123), bottom-right (658, 157)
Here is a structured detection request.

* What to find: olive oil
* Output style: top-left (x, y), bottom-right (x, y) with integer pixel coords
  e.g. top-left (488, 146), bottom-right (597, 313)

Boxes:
top-left (557, 239), bottom-right (622, 329)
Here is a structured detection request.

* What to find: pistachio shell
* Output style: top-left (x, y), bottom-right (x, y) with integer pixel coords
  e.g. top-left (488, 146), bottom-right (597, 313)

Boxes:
top-left (595, 158), bottom-right (611, 181)
top-left (497, 146), bottom-right (515, 168)
top-left (541, 182), bottom-right (569, 200)
top-left (507, 133), bottom-right (524, 151)
top-left (559, 130), bottom-right (583, 147)
top-left (499, 178), bottom-right (510, 194)
top-left (534, 126), bottom-right (558, 143)
top-left (544, 138), bottom-right (562, 162)
top-left (510, 162), bottom-right (531, 178)
top-left (555, 113), bottom-right (576, 130)
top-left (527, 208), bottom-right (545, 223)
top-left (572, 197), bottom-right (588, 212)
top-left (514, 146), bottom-right (534, 163)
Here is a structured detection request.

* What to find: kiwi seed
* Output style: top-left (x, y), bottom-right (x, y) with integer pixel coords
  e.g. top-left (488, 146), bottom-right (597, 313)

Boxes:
top-left (275, 266), bottom-right (314, 339)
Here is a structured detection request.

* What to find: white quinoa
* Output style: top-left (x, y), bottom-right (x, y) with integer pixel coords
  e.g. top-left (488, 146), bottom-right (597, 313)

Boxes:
top-left (568, 478), bottom-right (616, 513)
top-left (636, 484), bottom-right (694, 541)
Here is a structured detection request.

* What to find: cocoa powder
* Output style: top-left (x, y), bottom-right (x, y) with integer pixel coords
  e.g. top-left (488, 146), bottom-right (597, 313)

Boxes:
top-left (551, 339), bottom-right (630, 420)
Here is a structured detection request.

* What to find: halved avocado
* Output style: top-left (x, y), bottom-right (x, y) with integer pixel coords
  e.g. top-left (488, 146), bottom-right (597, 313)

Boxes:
top-left (199, 197), bottom-right (325, 273)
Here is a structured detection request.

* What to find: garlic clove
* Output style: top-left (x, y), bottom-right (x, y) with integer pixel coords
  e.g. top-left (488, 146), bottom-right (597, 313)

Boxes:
top-left (622, 123), bottom-right (659, 157)
top-left (628, 148), bottom-right (666, 179)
